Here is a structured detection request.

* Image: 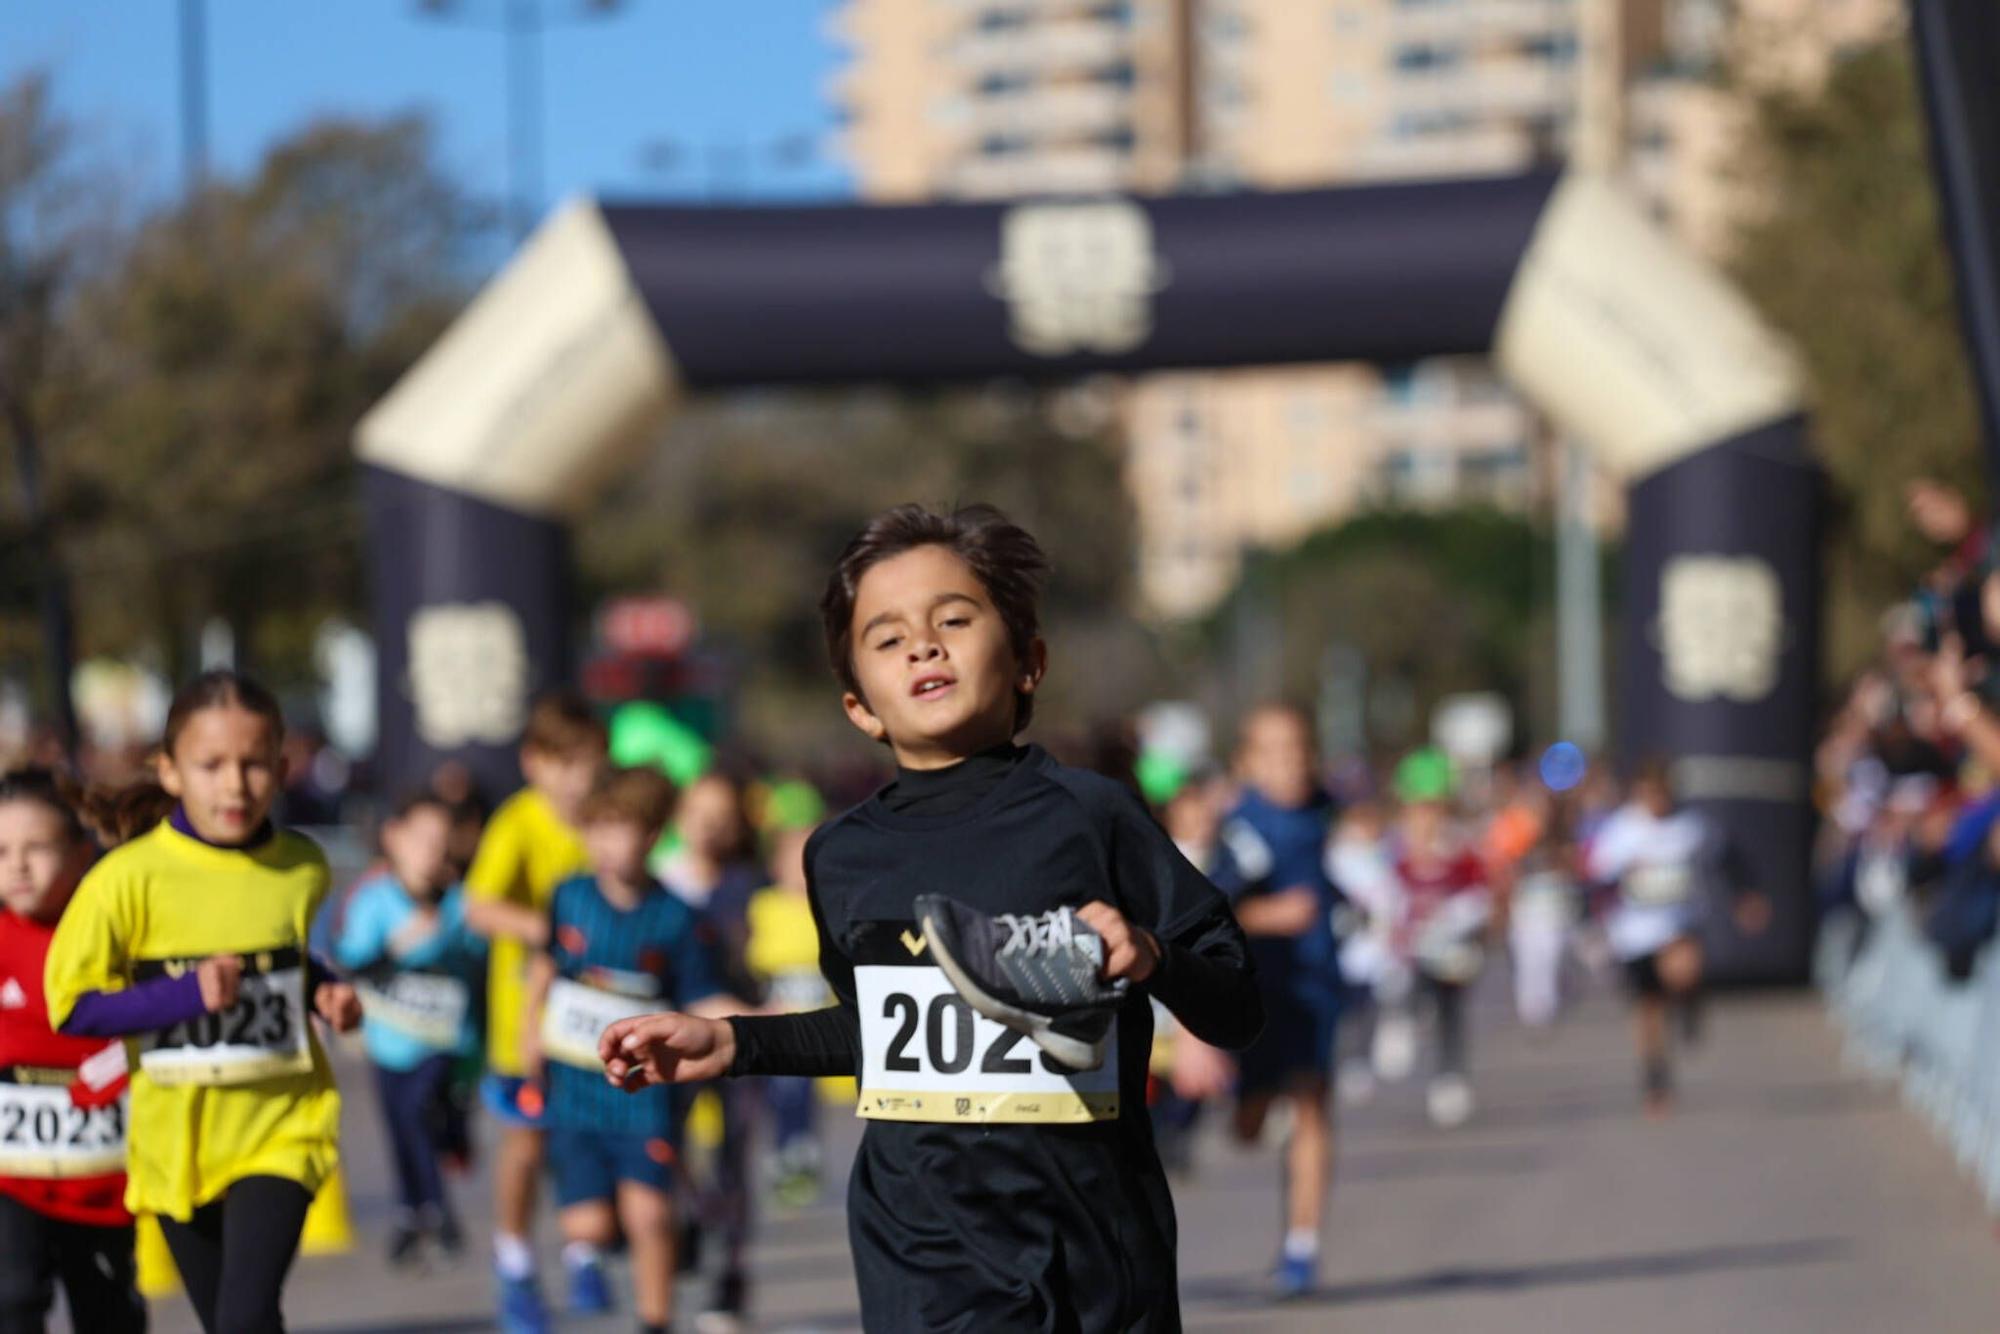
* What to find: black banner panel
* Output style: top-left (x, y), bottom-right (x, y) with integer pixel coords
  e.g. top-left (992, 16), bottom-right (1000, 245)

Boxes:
top-left (1618, 417), bottom-right (1821, 983)
top-left (1911, 0), bottom-right (2000, 477)
top-left (363, 466), bottom-right (574, 804)
top-left (599, 173), bottom-right (1557, 386)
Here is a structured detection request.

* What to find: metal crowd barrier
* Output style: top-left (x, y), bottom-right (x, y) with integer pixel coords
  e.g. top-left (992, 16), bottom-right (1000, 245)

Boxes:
top-left (1819, 907), bottom-right (2000, 1213)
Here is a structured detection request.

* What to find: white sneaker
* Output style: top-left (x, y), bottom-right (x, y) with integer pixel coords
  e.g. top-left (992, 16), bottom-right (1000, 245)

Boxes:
top-left (1337, 1058), bottom-right (1378, 1109)
top-left (1427, 1075), bottom-right (1475, 1129)
top-left (1373, 1012), bottom-right (1418, 1083)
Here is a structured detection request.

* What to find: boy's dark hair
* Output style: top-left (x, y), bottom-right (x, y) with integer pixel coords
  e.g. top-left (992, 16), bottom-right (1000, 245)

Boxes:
top-left (521, 689), bottom-right (608, 760)
top-left (820, 503), bottom-right (1051, 732)
top-left (579, 767), bottom-right (678, 831)
top-left (376, 790), bottom-right (452, 855)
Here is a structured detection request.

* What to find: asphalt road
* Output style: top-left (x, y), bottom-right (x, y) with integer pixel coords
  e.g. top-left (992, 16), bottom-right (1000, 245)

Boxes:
top-left (132, 980), bottom-right (2000, 1333)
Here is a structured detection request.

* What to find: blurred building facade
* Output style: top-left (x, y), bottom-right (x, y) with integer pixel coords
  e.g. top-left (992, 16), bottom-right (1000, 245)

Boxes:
top-left (830, 0), bottom-right (1898, 617)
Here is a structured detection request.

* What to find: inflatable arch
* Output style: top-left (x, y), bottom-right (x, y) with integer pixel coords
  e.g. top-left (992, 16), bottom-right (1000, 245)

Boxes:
top-left (358, 170), bottom-right (1817, 981)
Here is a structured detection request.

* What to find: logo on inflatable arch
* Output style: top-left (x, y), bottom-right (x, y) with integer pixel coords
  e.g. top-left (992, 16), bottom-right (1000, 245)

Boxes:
top-left (406, 601), bottom-right (529, 748)
top-left (987, 200), bottom-right (1170, 357)
top-left (1656, 555), bottom-right (1784, 704)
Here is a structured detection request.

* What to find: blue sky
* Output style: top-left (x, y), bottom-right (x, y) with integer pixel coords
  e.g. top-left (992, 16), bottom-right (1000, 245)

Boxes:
top-left (1, 0), bottom-right (853, 225)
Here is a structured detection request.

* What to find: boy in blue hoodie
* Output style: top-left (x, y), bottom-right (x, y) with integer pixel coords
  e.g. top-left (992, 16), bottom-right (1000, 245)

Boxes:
top-left (1221, 703), bottom-right (1341, 1297)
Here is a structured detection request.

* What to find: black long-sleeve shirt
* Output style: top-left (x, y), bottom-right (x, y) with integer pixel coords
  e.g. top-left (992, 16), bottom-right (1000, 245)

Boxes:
top-left (726, 742), bottom-right (1260, 1332)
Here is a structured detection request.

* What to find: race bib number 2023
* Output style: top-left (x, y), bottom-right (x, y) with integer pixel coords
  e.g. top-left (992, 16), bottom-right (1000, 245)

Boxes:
top-left (855, 963), bottom-right (1118, 1125)
top-left (136, 948), bottom-right (312, 1087)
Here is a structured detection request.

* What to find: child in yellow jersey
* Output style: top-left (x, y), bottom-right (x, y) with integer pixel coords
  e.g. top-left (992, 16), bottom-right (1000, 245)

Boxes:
top-left (44, 670), bottom-right (362, 1334)
top-left (461, 690), bottom-right (605, 1334)
top-left (743, 823), bottom-right (826, 1207)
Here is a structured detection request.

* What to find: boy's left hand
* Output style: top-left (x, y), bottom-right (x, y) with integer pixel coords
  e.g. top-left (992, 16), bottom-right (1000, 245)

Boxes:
top-left (314, 982), bottom-right (363, 1033)
top-left (1077, 902), bottom-right (1160, 985)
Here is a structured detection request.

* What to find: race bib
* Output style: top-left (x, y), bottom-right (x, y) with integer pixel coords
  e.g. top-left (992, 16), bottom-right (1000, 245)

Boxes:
top-left (357, 970), bottom-right (470, 1050)
top-left (767, 970), bottom-right (828, 1012)
top-left (1626, 864), bottom-right (1694, 908)
top-left (0, 1069), bottom-right (126, 1179)
top-left (855, 964), bottom-right (1119, 1125)
top-left (136, 948), bottom-right (312, 1087)
top-left (541, 978), bottom-right (654, 1070)
top-left (1514, 871), bottom-right (1576, 925)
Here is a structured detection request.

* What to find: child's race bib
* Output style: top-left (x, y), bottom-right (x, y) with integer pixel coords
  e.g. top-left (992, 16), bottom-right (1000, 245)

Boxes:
top-left (767, 969), bottom-right (829, 1012)
top-left (136, 948), bottom-right (312, 1087)
top-left (0, 1068), bottom-right (126, 1178)
top-left (855, 962), bottom-right (1119, 1125)
top-left (1625, 864), bottom-right (1694, 908)
top-left (357, 970), bottom-right (470, 1051)
top-left (541, 978), bottom-right (655, 1070)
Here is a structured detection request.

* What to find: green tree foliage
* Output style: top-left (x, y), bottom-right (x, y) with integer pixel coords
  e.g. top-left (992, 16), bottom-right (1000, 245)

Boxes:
top-left (1727, 41), bottom-right (1985, 679)
top-left (33, 105), bottom-right (478, 686)
top-left (578, 385), bottom-right (1161, 760)
top-left (1202, 507), bottom-right (1605, 755)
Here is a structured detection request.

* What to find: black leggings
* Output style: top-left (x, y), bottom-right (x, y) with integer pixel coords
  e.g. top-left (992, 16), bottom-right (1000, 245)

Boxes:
top-left (1421, 973), bottom-right (1468, 1077)
top-left (0, 1194), bottom-right (145, 1334)
top-left (159, 1176), bottom-right (311, 1334)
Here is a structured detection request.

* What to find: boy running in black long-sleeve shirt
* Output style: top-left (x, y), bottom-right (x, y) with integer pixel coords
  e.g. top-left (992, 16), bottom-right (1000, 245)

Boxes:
top-left (601, 503), bottom-right (1262, 1331)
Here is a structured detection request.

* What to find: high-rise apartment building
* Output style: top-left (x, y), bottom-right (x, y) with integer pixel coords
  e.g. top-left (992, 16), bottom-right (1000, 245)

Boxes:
top-left (829, 0), bottom-right (1891, 618)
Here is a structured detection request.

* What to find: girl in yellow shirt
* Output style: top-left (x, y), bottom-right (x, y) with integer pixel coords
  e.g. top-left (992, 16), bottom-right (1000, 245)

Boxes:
top-left (45, 671), bottom-right (361, 1334)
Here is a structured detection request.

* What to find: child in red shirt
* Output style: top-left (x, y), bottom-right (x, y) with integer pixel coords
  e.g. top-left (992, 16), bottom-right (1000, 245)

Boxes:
top-left (0, 768), bottom-right (144, 1332)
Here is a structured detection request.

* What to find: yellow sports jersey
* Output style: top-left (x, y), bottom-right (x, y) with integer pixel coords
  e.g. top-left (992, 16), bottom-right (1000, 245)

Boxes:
top-left (43, 822), bottom-right (338, 1222)
top-left (745, 887), bottom-right (819, 981)
top-left (465, 787), bottom-right (588, 1075)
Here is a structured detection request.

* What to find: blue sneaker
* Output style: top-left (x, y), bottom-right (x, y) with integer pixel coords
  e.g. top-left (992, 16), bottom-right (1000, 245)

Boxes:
top-left (1273, 1252), bottom-right (1316, 1300)
top-left (567, 1256), bottom-right (613, 1315)
top-left (496, 1271), bottom-right (549, 1334)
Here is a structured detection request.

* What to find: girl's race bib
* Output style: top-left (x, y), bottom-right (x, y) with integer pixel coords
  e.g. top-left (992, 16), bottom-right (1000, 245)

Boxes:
top-left (0, 1068), bottom-right (126, 1178)
top-left (136, 947), bottom-right (312, 1087)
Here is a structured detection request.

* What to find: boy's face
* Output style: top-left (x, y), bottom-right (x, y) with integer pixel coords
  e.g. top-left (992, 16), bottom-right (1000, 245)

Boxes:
top-left (1635, 777), bottom-right (1673, 818)
top-left (842, 544), bottom-right (1044, 768)
top-left (522, 745), bottom-right (601, 826)
top-left (678, 776), bottom-right (743, 860)
top-left (1237, 708), bottom-right (1316, 809)
top-left (383, 805), bottom-right (453, 901)
top-left (585, 815), bottom-right (660, 885)
top-left (1401, 798), bottom-right (1448, 849)
top-left (1162, 784), bottom-right (1220, 848)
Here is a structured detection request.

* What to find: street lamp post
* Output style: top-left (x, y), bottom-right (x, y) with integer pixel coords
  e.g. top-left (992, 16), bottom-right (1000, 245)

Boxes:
top-left (413, 0), bottom-right (631, 240)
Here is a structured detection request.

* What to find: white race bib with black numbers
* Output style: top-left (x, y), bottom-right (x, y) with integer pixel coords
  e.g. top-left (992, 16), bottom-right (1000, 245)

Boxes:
top-left (357, 971), bottom-right (469, 1050)
top-left (0, 1072), bottom-right (126, 1178)
top-left (541, 978), bottom-right (655, 1071)
top-left (855, 964), bottom-right (1119, 1125)
top-left (1625, 864), bottom-right (1694, 908)
top-left (139, 964), bottom-right (310, 1087)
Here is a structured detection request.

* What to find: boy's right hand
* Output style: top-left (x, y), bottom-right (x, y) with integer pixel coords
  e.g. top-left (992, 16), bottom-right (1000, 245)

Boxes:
top-left (196, 955), bottom-right (244, 1014)
top-left (598, 1012), bottom-right (735, 1090)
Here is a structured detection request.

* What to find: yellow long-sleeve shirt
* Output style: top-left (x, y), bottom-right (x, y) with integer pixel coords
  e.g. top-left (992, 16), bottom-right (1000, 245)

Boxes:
top-left (44, 822), bottom-right (339, 1221)
top-left (464, 787), bottom-right (588, 1076)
